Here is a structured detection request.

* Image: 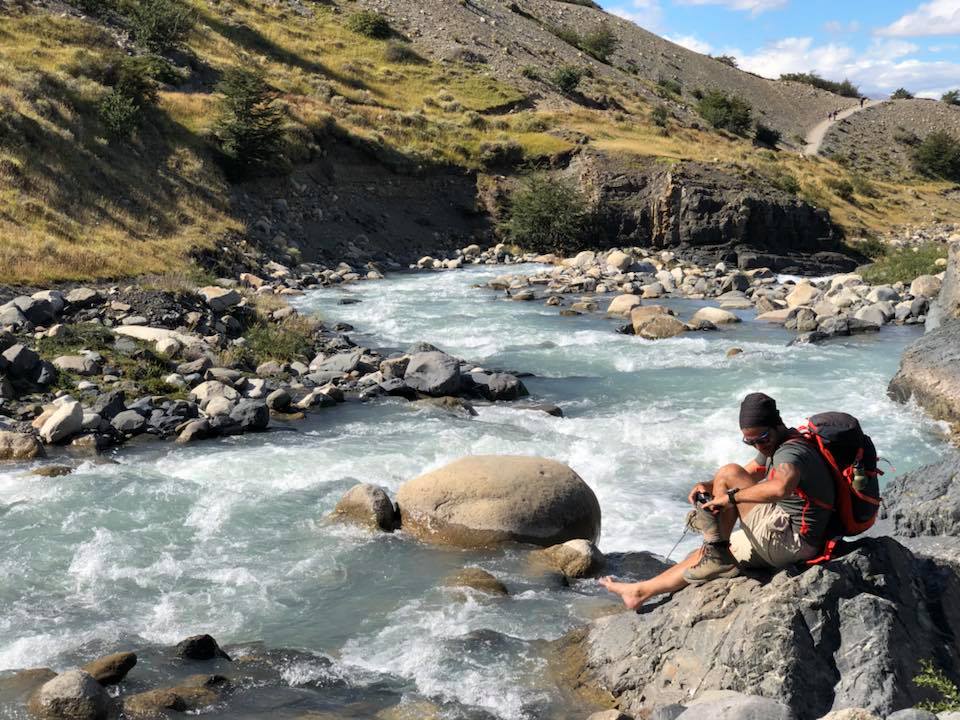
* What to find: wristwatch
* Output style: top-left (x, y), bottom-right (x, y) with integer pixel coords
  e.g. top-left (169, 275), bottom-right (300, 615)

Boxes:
top-left (727, 488), bottom-right (740, 506)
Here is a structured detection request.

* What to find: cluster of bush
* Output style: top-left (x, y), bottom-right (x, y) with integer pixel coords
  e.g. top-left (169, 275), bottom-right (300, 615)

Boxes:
top-left (780, 72), bottom-right (860, 98)
top-left (913, 131), bottom-right (960, 182)
top-left (500, 174), bottom-right (595, 255)
top-left (548, 23), bottom-right (619, 63)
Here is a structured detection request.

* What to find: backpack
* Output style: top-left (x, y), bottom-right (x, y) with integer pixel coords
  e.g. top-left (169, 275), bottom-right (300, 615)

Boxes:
top-left (793, 412), bottom-right (883, 562)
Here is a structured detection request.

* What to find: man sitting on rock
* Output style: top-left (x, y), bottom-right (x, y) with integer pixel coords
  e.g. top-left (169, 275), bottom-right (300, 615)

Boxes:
top-left (600, 392), bottom-right (834, 610)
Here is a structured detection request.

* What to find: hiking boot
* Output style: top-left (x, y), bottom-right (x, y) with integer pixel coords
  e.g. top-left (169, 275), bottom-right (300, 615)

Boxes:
top-left (682, 543), bottom-right (740, 585)
top-left (685, 506), bottom-right (721, 543)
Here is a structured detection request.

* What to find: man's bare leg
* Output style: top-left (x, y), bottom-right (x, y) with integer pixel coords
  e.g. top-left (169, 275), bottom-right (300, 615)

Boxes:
top-left (599, 547), bottom-right (704, 610)
top-left (600, 464), bottom-right (764, 609)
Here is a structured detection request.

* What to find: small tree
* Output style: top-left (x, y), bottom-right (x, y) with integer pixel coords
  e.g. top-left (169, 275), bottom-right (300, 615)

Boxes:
top-left (346, 10), bottom-right (391, 39)
top-left (754, 122), bottom-right (781, 148)
top-left (913, 131), bottom-right (960, 181)
top-left (98, 89), bottom-right (140, 138)
top-left (697, 90), bottom-right (752, 135)
top-left (891, 87), bottom-right (914, 99)
top-left (581, 24), bottom-right (618, 63)
top-left (549, 65), bottom-right (583, 94)
top-left (215, 67), bottom-right (285, 173)
top-left (502, 174), bottom-right (591, 255)
top-left (713, 55), bottom-right (738, 68)
top-left (130, 0), bottom-right (195, 54)
top-left (651, 104), bottom-right (669, 128)
top-left (942, 89), bottom-right (960, 106)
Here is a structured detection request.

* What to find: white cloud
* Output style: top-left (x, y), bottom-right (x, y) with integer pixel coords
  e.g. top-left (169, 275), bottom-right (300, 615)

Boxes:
top-left (667, 33), bottom-right (713, 53)
top-left (674, 0), bottom-right (787, 15)
top-left (607, 0), bottom-right (664, 30)
top-left (734, 35), bottom-right (960, 99)
top-left (823, 20), bottom-right (861, 34)
top-left (879, 0), bottom-right (960, 37)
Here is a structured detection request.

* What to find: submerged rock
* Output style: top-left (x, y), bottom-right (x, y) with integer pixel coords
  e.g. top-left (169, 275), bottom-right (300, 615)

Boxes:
top-left (81, 652), bottom-right (137, 686)
top-left (572, 538), bottom-right (960, 720)
top-left (532, 539), bottom-right (604, 578)
top-left (396, 455), bottom-right (601, 547)
top-left (123, 674), bottom-right (229, 719)
top-left (443, 567), bottom-right (509, 596)
top-left (175, 634), bottom-right (231, 661)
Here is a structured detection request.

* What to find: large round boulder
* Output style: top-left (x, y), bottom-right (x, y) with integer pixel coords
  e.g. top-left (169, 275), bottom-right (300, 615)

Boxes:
top-left (396, 455), bottom-right (601, 547)
top-left (27, 670), bottom-right (109, 720)
top-left (333, 483), bottom-right (396, 532)
top-left (403, 351), bottom-right (461, 396)
top-left (691, 307), bottom-right (741, 325)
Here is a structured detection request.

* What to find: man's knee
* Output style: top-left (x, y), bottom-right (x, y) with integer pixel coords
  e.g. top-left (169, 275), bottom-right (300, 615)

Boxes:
top-left (714, 463), bottom-right (749, 485)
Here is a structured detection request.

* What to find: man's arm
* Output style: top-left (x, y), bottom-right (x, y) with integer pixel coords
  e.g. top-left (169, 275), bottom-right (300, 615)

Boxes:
top-left (743, 458), bottom-right (767, 480)
top-left (703, 462), bottom-right (800, 511)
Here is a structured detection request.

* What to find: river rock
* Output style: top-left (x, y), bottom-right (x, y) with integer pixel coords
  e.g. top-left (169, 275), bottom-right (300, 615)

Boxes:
top-left (887, 711), bottom-right (938, 720)
top-left (0, 430), bottom-right (44, 460)
top-left (928, 240), bottom-right (960, 331)
top-left (0, 668), bottom-right (57, 706)
top-left (380, 356), bottom-right (410, 380)
top-left (175, 419), bottom-right (211, 443)
top-left (634, 314), bottom-right (687, 340)
top-left (396, 455), bottom-right (601, 547)
top-left (866, 285), bottom-right (899, 303)
top-left (229, 400), bottom-right (269, 431)
top-left (265, 388), bottom-right (291, 412)
top-left (586, 711), bottom-right (631, 720)
top-left (123, 675), bottom-right (228, 719)
top-left (691, 307), bottom-right (740, 325)
top-left (606, 294), bottom-right (641, 316)
top-left (52, 356), bottom-right (100, 376)
top-left (176, 634), bottom-right (231, 661)
top-left (675, 691), bottom-right (794, 720)
top-left (403, 351), bottom-right (461, 396)
top-left (333, 483), bottom-right (396, 532)
top-left (888, 318), bottom-right (960, 423)
top-left (27, 669), bottom-right (109, 720)
top-left (532, 539), bottom-right (604, 578)
top-left (81, 652), bottom-right (137, 686)
top-left (65, 288), bottom-right (101, 308)
top-left (39, 400), bottom-right (83, 444)
top-left (3, 344), bottom-right (39, 377)
top-left (573, 537), bottom-right (960, 720)
top-left (469, 372), bottom-right (528, 401)
top-left (855, 304), bottom-right (889, 327)
top-left (90, 390), bottom-right (125, 420)
top-left (198, 287), bottom-right (241, 311)
top-left (756, 309), bottom-right (793, 324)
top-left (606, 250), bottom-right (633, 272)
top-left (190, 380), bottom-right (239, 408)
top-left (910, 275), bottom-right (942, 299)
top-left (786, 282), bottom-right (820, 308)
top-left (110, 410), bottom-right (146, 435)
top-left (882, 453), bottom-right (960, 538)
top-left (443, 567), bottom-right (508, 596)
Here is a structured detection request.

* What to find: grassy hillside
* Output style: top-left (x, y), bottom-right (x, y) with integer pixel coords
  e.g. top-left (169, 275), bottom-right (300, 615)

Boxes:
top-left (0, 0), bottom-right (957, 285)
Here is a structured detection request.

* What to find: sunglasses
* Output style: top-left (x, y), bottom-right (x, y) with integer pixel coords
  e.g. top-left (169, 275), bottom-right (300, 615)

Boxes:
top-left (742, 430), bottom-right (771, 446)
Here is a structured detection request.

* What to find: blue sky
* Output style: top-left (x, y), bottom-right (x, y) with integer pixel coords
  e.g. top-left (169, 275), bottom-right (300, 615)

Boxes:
top-left (600, 0), bottom-right (960, 98)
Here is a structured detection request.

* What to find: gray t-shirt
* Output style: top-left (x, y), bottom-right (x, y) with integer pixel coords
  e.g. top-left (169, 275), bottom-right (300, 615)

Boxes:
top-left (755, 436), bottom-right (835, 547)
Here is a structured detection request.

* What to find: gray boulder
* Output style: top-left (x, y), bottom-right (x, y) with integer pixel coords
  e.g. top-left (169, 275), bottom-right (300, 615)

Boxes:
top-left (175, 634), bottom-right (231, 661)
top-left (229, 400), bottom-right (269, 431)
top-left (0, 430), bottom-right (45, 460)
top-left (403, 351), bottom-right (461, 396)
top-left (65, 288), bottom-right (102, 308)
top-left (12, 295), bottom-right (55, 325)
top-left (573, 538), bottom-right (960, 720)
top-left (265, 388), bottom-right (291, 412)
top-left (111, 410), bottom-right (147, 435)
top-left (926, 241), bottom-right (959, 331)
top-left (889, 319), bottom-right (960, 424)
top-left (2, 344), bottom-right (39, 377)
top-left (27, 669), bottom-right (109, 720)
top-left (887, 710), bottom-right (938, 720)
top-left (90, 391), bottom-right (125, 421)
top-left (309, 349), bottom-right (362, 374)
top-left (333, 483), bottom-right (396, 532)
top-left (0, 303), bottom-right (28, 328)
top-left (53, 355), bottom-right (101, 376)
top-left (882, 453), bottom-right (960, 538)
top-left (469, 372), bottom-right (529, 401)
top-left (676, 692), bottom-right (795, 720)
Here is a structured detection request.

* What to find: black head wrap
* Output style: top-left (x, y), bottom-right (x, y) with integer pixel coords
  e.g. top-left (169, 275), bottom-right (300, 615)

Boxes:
top-left (739, 392), bottom-right (782, 429)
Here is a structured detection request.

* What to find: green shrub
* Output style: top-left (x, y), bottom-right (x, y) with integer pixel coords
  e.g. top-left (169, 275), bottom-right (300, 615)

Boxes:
top-left (850, 173), bottom-right (880, 198)
top-left (550, 25), bottom-right (581, 48)
top-left (769, 170), bottom-right (801, 195)
top-left (580, 25), bottom-right (618, 63)
top-left (651, 104), bottom-right (669, 128)
top-left (549, 65), bottom-right (583, 94)
top-left (478, 139), bottom-right (524, 168)
top-left (913, 131), bottom-right (960, 181)
top-left (825, 177), bottom-right (855, 202)
top-left (215, 67), bottom-right (285, 173)
top-left (697, 90), bottom-right (752, 135)
top-left (754, 122), bottom-right (781, 148)
top-left (862, 243), bottom-right (948, 285)
top-left (943, 89), bottom-right (960, 106)
top-left (656, 76), bottom-right (682, 98)
top-left (384, 41), bottom-right (425, 64)
top-left (850, 236), bottom-right (888, 260)
top-left (780, 72), bottom-right (859, 98)
top-left (712, 55), bottom-right (738, 68)
top-left (129, 0), bottom-right (195, 53)
top-left (244, 316), bottom-right (318, 365)
top-left (98, 89), bottom-right (140, 138)
top-left (501, 174), bottom-right (592, 255)
top-left (894, 127), bottom-right (921, 146)
top-left (891, 87), bottom-right (914, 99)
top-left (914, 660), bottom-right (960, 712)
top-left (346, 10), bottom-right (391, 39)
top-left (521, 65), bottom-right (540, 80)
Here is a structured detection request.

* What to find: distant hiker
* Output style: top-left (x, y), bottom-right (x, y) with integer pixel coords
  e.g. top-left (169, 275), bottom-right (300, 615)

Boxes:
top-left (600, 393), bottom-right (881, 610)
top-left (860, 97), bottom-right (866, 108)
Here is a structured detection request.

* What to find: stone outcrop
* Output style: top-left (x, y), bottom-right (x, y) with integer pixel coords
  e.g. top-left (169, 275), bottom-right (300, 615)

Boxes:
top-left (333, 483), bottom-right (397, 532)
top-left (888, 318), bottom-right (960, 424)
top-left (396, 455), bottom-right (601, 547)
top-left (571, 538), bottom-right (960, 720)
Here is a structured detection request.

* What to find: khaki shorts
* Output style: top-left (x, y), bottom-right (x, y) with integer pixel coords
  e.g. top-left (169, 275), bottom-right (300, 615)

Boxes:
top-left (730, 502), bottom-right (819, 569)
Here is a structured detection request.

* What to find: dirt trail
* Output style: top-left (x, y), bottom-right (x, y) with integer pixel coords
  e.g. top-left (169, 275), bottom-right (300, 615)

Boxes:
top-left (804, 100), bottom-right (883, 156)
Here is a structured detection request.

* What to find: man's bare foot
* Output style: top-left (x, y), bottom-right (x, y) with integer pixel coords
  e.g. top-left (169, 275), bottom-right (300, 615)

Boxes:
top-left (598, 576), bottom-right (649, 611)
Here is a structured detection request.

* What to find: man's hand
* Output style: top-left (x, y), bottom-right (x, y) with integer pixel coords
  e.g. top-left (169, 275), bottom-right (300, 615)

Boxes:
top-left (702, 494), bottom-right (730, 514)
top-left (688, 483), bottom-right (712, 505)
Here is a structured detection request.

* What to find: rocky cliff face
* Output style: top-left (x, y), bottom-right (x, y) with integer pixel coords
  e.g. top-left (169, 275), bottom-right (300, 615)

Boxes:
top-left (570, 538), bottom-right (960, 720)
top-left (572, 153), bottom-right (857, 274)
top-left (889, 240), bottom-right (960, 424)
